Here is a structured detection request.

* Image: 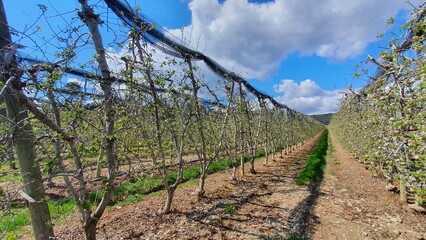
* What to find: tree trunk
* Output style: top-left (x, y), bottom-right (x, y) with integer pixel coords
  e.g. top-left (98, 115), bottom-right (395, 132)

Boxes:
top-left (163, 185), bottom-right (176, 213)
top-left (197, 166), bottom-right (206, 197)
top-left (231, 105), bottom-right (239, 180)
top-left (0, 1), bottom-right (54, 239)
top-left (400, 181), bottom-right (407, 203)
top-left (84, 218), bottom-right (97, 240)
top-left (252, 113), bottom-right (262, 173)
top-left (47, 89), bottom-right (61, 185)
top-left (78, 2), bottom-right (117, 239)
top-left (232, 162), bottom-right (237, 180)
top-left (240, 152), bottom-right (245, 177)
top-left (248, 128), bottom-right (256, 173)
top-left (264, 144), bottom-right (269, 166)
top-left (238, 83), bottom-right (245, 177)
top-left (185, 58), bottom-right (208, 197)
top-left (6, 136), bottom-right (16, 169)
top-left (249, 155), bottom-right (256, 173)
top-left (3, 94), bottom-right (55, 240)
top-left (271, 140), bottom-right (276, 162)
top-left (95, 144), bottom-right (104, 178)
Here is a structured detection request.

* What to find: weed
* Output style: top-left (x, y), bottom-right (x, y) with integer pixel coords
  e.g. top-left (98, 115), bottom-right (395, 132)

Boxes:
top-left (147, 191), bottom-right (161, 197)
top-left (179, 178), bottom-right (198, 189)
top-left (166, 172), bottom-right (178, 183)
top-left (123, 194), bottom-right (144, 204)
top-left (255, 150), bottom-right (266, 158)
top-left (224, 203), bottom-right (236, 215)
top-left (208, 161), bottom-right (228, 173)
top-left (0, 170), bottom-right (21, 184)
top-left (90, 189), bottom-right (106, 204)
top-left (0, 208), bottom-right (30, 232)
top-left (183, 167), bottom-right (200, 180)
top-left (49, 198), bottom-right (76, 219)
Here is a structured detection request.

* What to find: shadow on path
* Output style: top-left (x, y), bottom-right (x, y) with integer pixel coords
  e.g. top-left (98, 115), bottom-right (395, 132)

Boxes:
top-left (286, 181), bottom-right (322, 238)
top-left (286, 131), bottom-right (328, 239)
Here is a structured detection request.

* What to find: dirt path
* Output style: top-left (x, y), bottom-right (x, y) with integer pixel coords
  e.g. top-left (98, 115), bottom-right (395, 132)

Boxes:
top-left (53, 131), bottom-right (425, 239)
top-left (55, 133), bottom-right (322, 239)
top-left (311, 133), bottom-right (426, 240)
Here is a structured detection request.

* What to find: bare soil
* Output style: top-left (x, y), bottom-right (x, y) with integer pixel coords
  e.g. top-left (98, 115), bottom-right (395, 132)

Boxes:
top-left (311, 134), bottom-right (426, 240)
top-left (49, 132), bottom-right (425, 239)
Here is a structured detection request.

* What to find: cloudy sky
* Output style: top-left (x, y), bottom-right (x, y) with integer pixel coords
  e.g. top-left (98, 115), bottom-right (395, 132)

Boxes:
top-left (4, 0), bottom-right (421, 114)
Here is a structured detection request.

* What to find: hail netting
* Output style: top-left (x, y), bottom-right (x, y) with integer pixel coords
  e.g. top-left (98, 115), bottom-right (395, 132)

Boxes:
top-left (17, 55), bottom-right (224, 108)
top-left (104, 0), bottom-right (293, 111)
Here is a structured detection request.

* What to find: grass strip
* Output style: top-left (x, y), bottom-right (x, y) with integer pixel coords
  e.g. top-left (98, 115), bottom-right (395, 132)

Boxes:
top-left (296, 130), bottom-right (328, 185)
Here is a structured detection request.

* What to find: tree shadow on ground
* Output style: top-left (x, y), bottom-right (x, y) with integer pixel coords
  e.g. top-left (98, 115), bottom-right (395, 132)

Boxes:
top-left (285, 179), bottom-right (323, 239)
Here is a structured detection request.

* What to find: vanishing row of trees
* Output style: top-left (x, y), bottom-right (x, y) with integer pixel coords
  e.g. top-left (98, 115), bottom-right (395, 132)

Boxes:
top-left (330, 7), bottom-right (425, 209)
top-left (0, 1), bottom-right (324, 239)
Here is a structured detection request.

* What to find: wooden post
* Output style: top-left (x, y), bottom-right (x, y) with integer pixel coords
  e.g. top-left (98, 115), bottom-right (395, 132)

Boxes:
top-left (0, 1), bottom-right (54, 239)
top-left (400, 181), bottom-right (407, 203)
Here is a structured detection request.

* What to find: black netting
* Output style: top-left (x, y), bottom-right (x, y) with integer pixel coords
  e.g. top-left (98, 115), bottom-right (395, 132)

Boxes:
top-left (104, 0), bottom-right (291, 110)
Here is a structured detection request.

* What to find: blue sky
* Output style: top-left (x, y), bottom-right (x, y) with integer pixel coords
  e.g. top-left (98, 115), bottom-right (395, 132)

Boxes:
top-left (3, 0), bottom-right (421, 114)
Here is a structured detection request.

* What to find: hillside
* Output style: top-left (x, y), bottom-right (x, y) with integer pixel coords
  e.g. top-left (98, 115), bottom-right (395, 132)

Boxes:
top-left (310, 113), bottom-right (334, 125)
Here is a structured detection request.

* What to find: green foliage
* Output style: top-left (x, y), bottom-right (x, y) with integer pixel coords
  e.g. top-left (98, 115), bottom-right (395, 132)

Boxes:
top-left (166, 172), bottom-right (178, 183)
top-left (224, 203), bottom-right (236, 215)
top-left (0, 197), bottom-right (76, 236)
top-left (183, 167), bottom-right (200, 179)
top-left (90, 189), bottom-right (106, 204)
top-left (208, 159), bottom-right (231, 173)
top-left (309, 113), bottom-right (333, 125)
top-left (296, 131), bottom-right (328, 185)
top-left (0, 170), bottom-right (21, 184)
top-left (5, 232), bottom-right (18, 240)
top-left (114, 177), bottom-right (162, 199)
top-left (49, 198), bottom-right (76, 219)
top-left (0, 208), bottom-right (31, 232)
top-left (255, 150), bottom-right (266, 158)
top-left (330, 8), bottom-right (425, 204)
top-left (123, 194), bottom-right (144, 204)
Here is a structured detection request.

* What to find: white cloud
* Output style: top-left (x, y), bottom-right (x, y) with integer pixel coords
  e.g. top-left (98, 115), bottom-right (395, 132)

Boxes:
top-left (168, 0), bottom-right (419, 79)
top-left (67, 78), bottom-right (83, 86)
top-left (67, 77), bottom-right (102, 94)
top-left (105, 43), bottom-right (230, 99)
top-left (274, 79), bottom-right (343, 114)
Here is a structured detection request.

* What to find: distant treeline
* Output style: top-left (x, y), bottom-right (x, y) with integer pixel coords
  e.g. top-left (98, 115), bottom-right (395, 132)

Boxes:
top-left (310, 113), bottom-right (334, 125)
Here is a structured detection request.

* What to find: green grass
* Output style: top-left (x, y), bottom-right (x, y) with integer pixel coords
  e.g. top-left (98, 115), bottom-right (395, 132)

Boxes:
top-left (208, 158), bottom-right (231, 172)
top-left (49, 198), bottom-right (77, 219)
top-left (113, 177), bottom-right (162, 202)
top-left (296, 130), bottom-right (328, 185)
top-left (0, 170), bottom-right (21, 184)
top-left (224, 203), bottom-right (236, 215)
top-left (0, 146), bottom-right (269, 237)
top-left (122, 193), bottom-right (144, 204)
top-left (183, 167), bottom-right (200, 179)
top-left (0, 208), bottom-right (31, 233)
top-left (324, 133), bottom-right (340, 165)
top-left (147, 191), bottom-right (161, 197)
top-left (0, 197), bottom-right (77, 235)
top-left (327, 133), bottom-right (334, 154)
